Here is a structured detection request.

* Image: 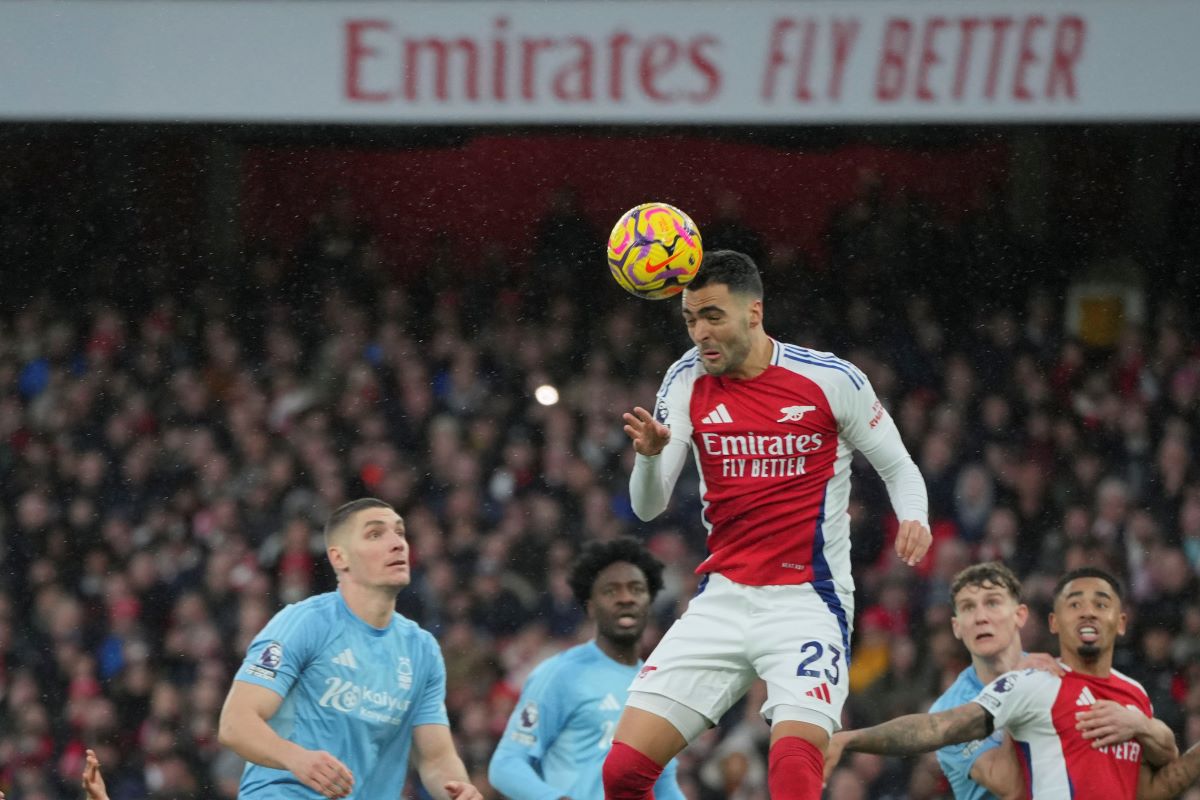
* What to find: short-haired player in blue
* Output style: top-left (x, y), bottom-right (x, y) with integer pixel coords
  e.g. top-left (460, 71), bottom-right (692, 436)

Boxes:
top-left (488, 538), bottom-right (685, 800)
top-left (218, 498), bottom-right (483, 800)
top-left (826, 562), bottom-right (1061, 799)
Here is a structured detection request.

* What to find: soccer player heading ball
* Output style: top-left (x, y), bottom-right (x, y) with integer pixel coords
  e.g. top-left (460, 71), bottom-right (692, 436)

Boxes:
top-left (606, 250), bottom-right (932, 799)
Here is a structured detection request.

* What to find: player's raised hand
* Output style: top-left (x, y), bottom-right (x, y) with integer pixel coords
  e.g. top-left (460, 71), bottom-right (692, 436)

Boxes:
top-left (1016, 652), bottom-right (1065, 677)
top-left (287, 748), bottom-right (356, 798)
top-left (444, 780), bottom-right (484, 799)
top-left (623, 406), bottom-right (670, 457)
top-left (894, 520), bottom-right (932, 566)
top-left (82, 749), bottom-right (111, 800)
top-left (822, 731), bottom-right (850, 784)
top-left (1076, 700), bottom-right (1149, 748)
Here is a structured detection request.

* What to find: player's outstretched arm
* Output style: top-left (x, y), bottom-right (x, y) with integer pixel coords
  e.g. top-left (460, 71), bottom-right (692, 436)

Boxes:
top-left (969, 736), bottom-right (1027, 800)
top-left (412, 724), bottom-right (483, 800)
top-left (837, 703), bottom-right (993, 758)
top-left (1138, 740), bottom-right (1200, 800)
top-left (218, 680), bottom-right (355, 799)
top-left (1077, 700), bottom-right (1179, 767)
top-left (622, 406), bottom-right (670, 457)
top-left (82, 749), bottom-right (111, 800)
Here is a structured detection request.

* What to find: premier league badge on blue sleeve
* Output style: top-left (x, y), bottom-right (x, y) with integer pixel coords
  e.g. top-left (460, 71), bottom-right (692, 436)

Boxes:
top-left (259, 642), bottom-right (284, 669)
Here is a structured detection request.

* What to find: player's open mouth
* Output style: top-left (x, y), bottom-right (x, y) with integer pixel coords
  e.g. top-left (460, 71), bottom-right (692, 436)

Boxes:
top-left (1078, 625), bottom-right (1099, 643)
top-left (387, 560), bottom-right (407, 568)
top-left (616, 614), bottom-right (639, 627)
top-left (974, 632), bottom-right (994, 642)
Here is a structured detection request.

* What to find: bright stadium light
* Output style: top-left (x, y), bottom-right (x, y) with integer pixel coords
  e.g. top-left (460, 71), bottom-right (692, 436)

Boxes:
top-left (534, 384), bottom-right (559, 406)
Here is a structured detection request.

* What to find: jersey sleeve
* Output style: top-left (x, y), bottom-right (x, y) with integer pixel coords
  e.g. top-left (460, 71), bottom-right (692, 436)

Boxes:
top-left (629, 353), bottom-right (695, 521)
top-left (410, 631), bottom-right (451, 727)
top-left (833, 368), bottom-right (928, 527)
top-left (972, 669), bottom-right (1054, 734)
top-left (235, 602), bottom-right (324, 698)
top-left (487, 660), bottom-right (573, 800)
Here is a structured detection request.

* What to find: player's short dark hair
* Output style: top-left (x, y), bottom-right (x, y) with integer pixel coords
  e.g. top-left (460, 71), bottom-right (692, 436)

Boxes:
top-left (324, 497), bottom-right (394, 544)
top-left (686, 249), bottom-right (763, 299)
top-left (568, 538), bottom-right (665, 607)
top-left (1053, 567), bottom-right (1124, 604)
top-left (949, 562), bottom-right (1022, 614)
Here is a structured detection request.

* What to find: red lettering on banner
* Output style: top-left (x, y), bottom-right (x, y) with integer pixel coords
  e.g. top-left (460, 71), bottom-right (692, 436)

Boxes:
top-left (553, 38), bottom-right (595, 101)
top-left (762, 19), bottom-right (795, 101)
top-left (688, 37), bottom-right (721, 101)
top-left (915, 16), bottom-right (946, 102)
top-left (640, 36), bottom-right (681, 101)
top-left (829, 19), bottom-right (860, 100)
top-left (951, 18), bottom-right (980, 100)
top-left (1013, 15), bottom-right (1046, 101)
top-left (405, 38), bottom-right (480, 101)
top-left (491, 17), bottom-right (509, 100)
top-left (877, 18), bottom-right (911, 101)
top-left (761, 17), bottom-right (862, 103)
top-left (982, 16), bottom-right (1014, 100)
top-left (345, 19), bottom-right (391, 101)
top-left (1047, 16), bottom-right (1085, 99)
top-left (521, 37), bottom-right (554, 101)
top-left (608, 32), bottom-right (633, 101)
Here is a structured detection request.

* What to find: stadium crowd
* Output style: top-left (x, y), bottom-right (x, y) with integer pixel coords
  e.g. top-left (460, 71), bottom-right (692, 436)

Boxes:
top-left (1, 165), bottom-right (1198, 800)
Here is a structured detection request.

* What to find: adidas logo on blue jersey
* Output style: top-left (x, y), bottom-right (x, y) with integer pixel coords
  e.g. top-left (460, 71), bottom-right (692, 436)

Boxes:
top-left (332, 648), bottom-right (359, 670)
top-left (597, 693), bottom-right (622, 711)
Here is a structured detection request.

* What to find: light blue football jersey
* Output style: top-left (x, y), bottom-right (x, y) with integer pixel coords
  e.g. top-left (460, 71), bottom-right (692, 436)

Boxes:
top-left (489, 641), bottom-right (683, 800)
top-left (235, 590), bottom-right (449, 798)
top-left (929, 665), bottom-right (1005, 800)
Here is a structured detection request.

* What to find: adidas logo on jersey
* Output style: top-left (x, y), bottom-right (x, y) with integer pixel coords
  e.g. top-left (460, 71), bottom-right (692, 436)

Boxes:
top-left (598, 693), bottom-right (622, 711)
top-left (804, 683), bottom-right (832, 703)
top-left (701, 403), bottom-right (733, 424)
top-left (1076, 687), bottom-right (1096, 706)
top-left (332, 649), bottom-right (359, 670)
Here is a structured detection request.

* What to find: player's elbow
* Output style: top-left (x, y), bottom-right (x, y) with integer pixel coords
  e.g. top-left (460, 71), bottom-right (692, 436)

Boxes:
top-left (217, 707), bottom-right (250, 753)
top-left (630, 499), bottom-right (665, 522)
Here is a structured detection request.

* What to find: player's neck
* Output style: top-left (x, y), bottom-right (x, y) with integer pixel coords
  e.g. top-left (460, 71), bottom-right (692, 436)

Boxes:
top-left (595, 636), bottom-right (639, 666)
top-left (725, 333), bottom-right (774, 380)
top-left (972, 643), bottom-right (1024, 684)
top-left (338, 582), bottom-right (397, 630)
top-left (1061, 650), bottom-right (1113, 678)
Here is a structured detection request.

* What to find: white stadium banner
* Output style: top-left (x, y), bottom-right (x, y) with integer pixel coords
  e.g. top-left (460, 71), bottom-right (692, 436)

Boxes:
top-left (1, 0), bottom-right (1198, 124)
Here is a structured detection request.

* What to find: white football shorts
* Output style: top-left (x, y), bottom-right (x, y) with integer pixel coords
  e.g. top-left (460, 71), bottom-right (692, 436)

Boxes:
top-left (629, 572), bottom-right (854, 734)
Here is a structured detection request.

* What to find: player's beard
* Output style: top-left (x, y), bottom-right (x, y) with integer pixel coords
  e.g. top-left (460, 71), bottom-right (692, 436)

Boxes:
top-left (1075, 641), bottom-right (1102, 661)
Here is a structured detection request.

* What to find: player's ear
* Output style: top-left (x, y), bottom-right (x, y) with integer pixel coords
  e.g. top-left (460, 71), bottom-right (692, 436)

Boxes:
top-left (748, 298), bottom-right (763, 328)
top-left (1117, 610), bottom-right (1127, 637)
top-left (1014, 603), bottom-right (1029, 629)
top-left (950, 614), bottom-right (963, 641)
top-left (1048, 611), bottom-right (1058, 635)
top-left (327, 543), bottom-right (349, 573)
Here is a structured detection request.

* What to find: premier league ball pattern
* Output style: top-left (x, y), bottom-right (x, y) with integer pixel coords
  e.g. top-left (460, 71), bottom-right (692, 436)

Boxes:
top-left (606, 202), bottom-right (703, 300)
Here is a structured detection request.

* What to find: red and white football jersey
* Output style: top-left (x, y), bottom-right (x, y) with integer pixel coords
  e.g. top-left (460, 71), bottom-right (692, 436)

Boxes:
top-left (643, 340), bottom-right (927, 589)
top-left (973, 666), bottom-right (1152, 799)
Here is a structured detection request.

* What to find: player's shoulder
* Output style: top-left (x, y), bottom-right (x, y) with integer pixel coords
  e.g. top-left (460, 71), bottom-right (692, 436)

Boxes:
top-left (282, 591), bottom-right (341, 622)
top-left (658, 347), bottom-right (702, 393)
top-left (1106, 667), bottom-right (1151, 700)
top-left (525, 643), bottom-right (595, 687)
top-left (986, 667), bottom-right (1061, 696)
top-left (931, 666), bottom-right (983, 711)
top-left (774, 342), bottom-right (868, 392)
top-left (391, 612), bottom-right (438, 648)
